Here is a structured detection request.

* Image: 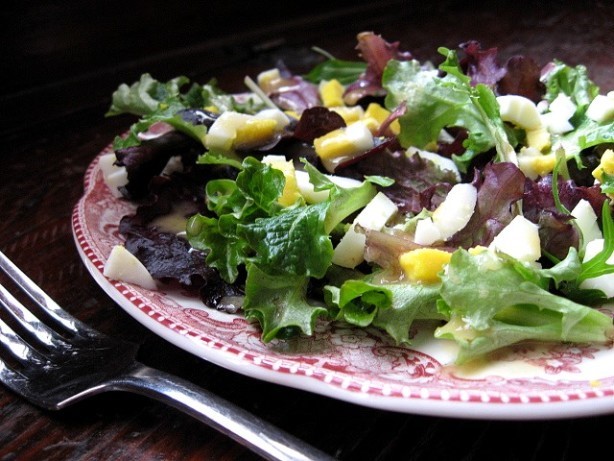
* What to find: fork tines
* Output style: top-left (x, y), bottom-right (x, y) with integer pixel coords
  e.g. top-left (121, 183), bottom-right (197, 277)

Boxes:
top-left (0, 250), bottom-right (97, 339)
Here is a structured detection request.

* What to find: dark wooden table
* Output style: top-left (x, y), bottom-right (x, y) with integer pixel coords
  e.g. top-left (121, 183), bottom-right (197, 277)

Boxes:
top-left (2, 1), bottom-right (613, 459)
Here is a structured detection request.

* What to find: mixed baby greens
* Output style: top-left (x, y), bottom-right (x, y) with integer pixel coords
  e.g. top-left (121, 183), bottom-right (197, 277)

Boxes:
top-left (103, 32), bottom-right (614, 363)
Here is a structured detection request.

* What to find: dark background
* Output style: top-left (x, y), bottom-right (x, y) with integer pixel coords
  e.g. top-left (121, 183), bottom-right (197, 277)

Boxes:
top-left (4, 0), bottom-right (612, 143)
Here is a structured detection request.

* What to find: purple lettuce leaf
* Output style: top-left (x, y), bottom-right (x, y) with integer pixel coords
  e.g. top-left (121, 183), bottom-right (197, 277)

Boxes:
top-left (459, 41), bottom-right (545, 102)
top-left (343, 32), bottom-right (413, 105)
top-left (262, 62), bottom-right (321, 113)
top-left (496, 55), bottom-right (545, 102)
top-left (449, 162), bottom-right (525, 248)
top-left (293, 106), bottom-right (346, 142)
top-left (115, 131), bottom-right (203, 199)
top-left (459, 40), bottom-right (506, 87)
top-left (336, 147), bottom-right (457, 214)
top-left (523, 175), bottom-right (606, 259)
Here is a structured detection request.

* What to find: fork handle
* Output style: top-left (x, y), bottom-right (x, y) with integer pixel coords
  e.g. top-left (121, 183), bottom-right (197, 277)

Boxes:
top-left (105, 362), bottom-right (333, 461)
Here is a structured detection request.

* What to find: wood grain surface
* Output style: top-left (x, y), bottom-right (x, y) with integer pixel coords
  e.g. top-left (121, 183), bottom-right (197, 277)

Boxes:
top-left (1, 1), bottom-right (613, 459)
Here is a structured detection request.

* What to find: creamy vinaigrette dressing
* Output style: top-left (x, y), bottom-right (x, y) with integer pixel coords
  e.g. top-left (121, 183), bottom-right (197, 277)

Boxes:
top-left (151, 201), bottom-right (197, 235)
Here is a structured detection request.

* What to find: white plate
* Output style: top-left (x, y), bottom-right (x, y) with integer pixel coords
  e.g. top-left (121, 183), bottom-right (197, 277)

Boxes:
top-left (72, 143), bottom-right (614, 420)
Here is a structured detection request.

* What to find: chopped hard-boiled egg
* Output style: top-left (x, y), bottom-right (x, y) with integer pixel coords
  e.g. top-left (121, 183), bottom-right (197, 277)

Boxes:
top-left (205, 111), bottom-right (249, 151)
top-left (399, 248), bottom-right (452, 284)
top-left (234, 118), bottom-right (278, 150)
top-left (571, 199), bottom-right (602, 244)
top-left (413, 217), bottom-right (442, 246)
top-left (330, 106), bottom-right (365, 124)
top-left (540, 93), bottom-right (576, 134)
top-left (319, 79), bottom-right (345, 108)
top-left (413, 183), bottom-right (477, 245)
top-left (592, 149), bottom-right (614, 183)
top-left (205, 109), bottom-right (289, 152)
top-left (98, 153), bottom-right (128, 198)
top-left (490, 215), bottom-right (541, 262)
top-left (332, 192), bottom-right (398, 268)
top-left (256, 68), bottom-right (282, 92)
top-left (364, 103), bottom-right (400, 135)
top-left (103, 245), bottom-right (157, 290)
top-left (517, 147), bottom-right (557, 180)
top-left (261, 155), bottom-right (302, 206)
top-left (313, 121), bottom-right (375, 172)
top-left (497, 95), bottom-right (542, 130)
top-left (431, 183), bottom-right (478, 241)
top-left (525, 126), bottom-right (551, 152)
top-left (579, 238), bottom-right (614, 297)
top-left (586, 94), bottom-right (614, 123)
top-left (294, 170), bottom-right (362, 203)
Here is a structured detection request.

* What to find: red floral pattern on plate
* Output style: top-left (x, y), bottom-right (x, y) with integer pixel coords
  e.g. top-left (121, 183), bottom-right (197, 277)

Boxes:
top-left (71, 144), bottom-right (614, 419)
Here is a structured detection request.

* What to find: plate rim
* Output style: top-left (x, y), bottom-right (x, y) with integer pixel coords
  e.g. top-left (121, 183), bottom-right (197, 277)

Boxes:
top-left (71, 144), bottom-right (614, 420)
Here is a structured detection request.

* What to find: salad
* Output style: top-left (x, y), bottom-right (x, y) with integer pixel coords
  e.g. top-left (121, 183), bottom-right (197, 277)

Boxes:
top-left (100, 32), bottom-right (614, 364)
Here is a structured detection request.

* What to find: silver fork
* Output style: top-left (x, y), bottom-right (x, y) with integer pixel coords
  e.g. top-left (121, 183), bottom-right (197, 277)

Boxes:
top-left (0, 250), bottom-right (333, 461)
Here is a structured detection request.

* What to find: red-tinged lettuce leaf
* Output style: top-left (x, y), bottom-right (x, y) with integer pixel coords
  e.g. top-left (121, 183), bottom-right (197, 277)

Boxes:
top-left (460, 41), bottom-right (545, 102)
top-left (449, 162), bottom-right (525, 248)
top-left (459, 40), bottom-right (506, 87)
top-left (363, 228), bottom-right (423, 271)
top-left (115, 131), bottom-right (203, 199)
top-left (120, 217), bottom-right (244, 310)
top-left (117, 163), bottom-right (245, 308)
top-left (120, 217), bottom-right (212, 286)
top-left (293, 106), bottom-right (346, 142)
top-left (522, 175), bottom-right (607, 259)
top-left (336, 148), bottom-right (457, 214)
top-left (343, 32), bottom-right (413, 105)
top-left (261, 64), bottom-right (321, 113)
top-left (497, 55), bottom-right (545, 103)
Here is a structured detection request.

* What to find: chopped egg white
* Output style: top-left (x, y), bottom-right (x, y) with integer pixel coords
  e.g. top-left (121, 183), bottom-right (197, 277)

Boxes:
top-left (431, 183), bottom-right (478, 241)
top-left (586, 94), bottom-right (614, 123)
top-left (571, 199), bottom-right (602, 245)
top-left (490, 215), bottom-right (541, 262)
top-left (103, 245), bottom-right (157, 290)
top-left (540, 93), bottom-right (576, 134)
top-left (497, 95), bottom-right (542, 130)
top-left (332, 192), bottom-right (398, 268)
top-left (98, 153), bottom-right (128, 198)
top-left (413, 217), bottom-right (442, 246)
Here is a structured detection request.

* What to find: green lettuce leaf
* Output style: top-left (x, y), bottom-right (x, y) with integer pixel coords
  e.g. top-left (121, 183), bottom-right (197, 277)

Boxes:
top-left (106, 73), bottom-right (191, 117)
top-left (304, 59), bottom-right (367, 85)
top-left (107, 73), bottom-right (265, 150)
top-left (244, 264), bottom-right (328, 342)
top-left (541, 60), bottom-right (600, 119)
top-left (300, 161), bottom-right (379, 233)
top-left (327, 277), bottom-right (443, 344)
top-left (240, 202), bottom-right (333, 278)
top-left (435, 249), bottom-right (613, 363)
top-left (382, 48), bottom-right (513, 171)
top-left (187, 156), bottom-right (379, 340)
